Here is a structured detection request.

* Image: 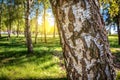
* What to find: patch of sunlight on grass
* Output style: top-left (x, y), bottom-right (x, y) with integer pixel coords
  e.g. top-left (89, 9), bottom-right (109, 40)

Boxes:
top-left (54, 47), bottom-right (62, 51)
top-left (0, 35), bottom-right (66, 79)
top-left (0, 56), bottom-right (66, 79)
top-left (39, 47), bottom-right (49, 51)
top-left (108, 35), bottom-right (120, 48)
top-left (110, 48), bottom-right (120, 53)
top-left (116, 71), bottom-right (120, 80)
top-left (109, 35), bottom-right (120, 79)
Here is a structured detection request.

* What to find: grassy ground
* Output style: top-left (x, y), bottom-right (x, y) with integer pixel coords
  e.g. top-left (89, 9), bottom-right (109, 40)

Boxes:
top-left (0, 35), bottom-right (120, 80)
top-left (108, 35), bottom-right (120, 80)
top-left (0, 35), bottom-right (66, 80)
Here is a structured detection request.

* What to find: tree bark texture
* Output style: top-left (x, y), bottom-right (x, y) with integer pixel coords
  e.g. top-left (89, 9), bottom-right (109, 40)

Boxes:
top-left (50, 0), bottom-right (116, 80)
top-left (25, 0), bottom-right (33, 53)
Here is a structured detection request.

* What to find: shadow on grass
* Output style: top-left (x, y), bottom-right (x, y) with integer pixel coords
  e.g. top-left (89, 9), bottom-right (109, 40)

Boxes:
top-left (0, 77), bottom-right (67, 80)
top-left (0, 36), bottom-right (65, 79)
top-left (109, 35), bottom-right (120, 48)
top-left (0, 50), bottom-right (66, 79)
top-left (0, 50), bottom-right (55, 67)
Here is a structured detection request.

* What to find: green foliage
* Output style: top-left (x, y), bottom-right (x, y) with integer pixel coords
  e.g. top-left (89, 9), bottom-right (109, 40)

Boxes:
top-left (108, 0), bottom-right (119, 17)
top-left (39, 0), bottom-right (50, 9)
top-left (100, 0), bottom-right (120, 17)
top-left (0, 0), bottom-right (25, 32)
top-left (101, 0), bottom-right (120, 19)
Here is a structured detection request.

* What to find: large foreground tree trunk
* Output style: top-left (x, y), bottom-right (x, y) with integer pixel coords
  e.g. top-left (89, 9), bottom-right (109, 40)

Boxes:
top-left (25, 0), bottom-right (33, 53)
top-left (50, 0), bottom-right (116, 80)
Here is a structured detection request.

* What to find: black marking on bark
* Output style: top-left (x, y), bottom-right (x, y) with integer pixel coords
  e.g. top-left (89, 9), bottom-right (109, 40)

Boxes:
top-left (74, 31), bottom-right (79, 37)
top-left (81, 58), bottom-right (88, 80)
top-left (68, 23), bottom-right (74, 32)
top-left (68, 7), bottom-right (75, 23)
top-left (90, 40), bottom-right (99, 59)
top-left (80, 0), bottom-right (86, 10)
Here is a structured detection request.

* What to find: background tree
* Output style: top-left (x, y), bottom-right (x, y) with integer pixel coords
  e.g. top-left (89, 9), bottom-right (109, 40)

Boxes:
top-left (24, 0), bottom-right (34, 53)
top-left (39, 0), bottom-right (50, 43)
top-left (14, 0), bottom-right (25, 37)
top-left (109, 0), bottom-right (120, 45)
top-left (0, 0), bottom-right (3, 38)
top-left (50, 0), bottom-right (116, 79)
top-left (7, 0), bottom-right (15, 39)
top-left (53, 19), bottom-right (56, 38)
top-left (35, 8), bottom-right (39, 44)
top-left (33, 0), bottom-right (41, 44)
top-left (101, 0), bottom-right (120, 45)
top-left (43, 2), bottom-right (46, 43)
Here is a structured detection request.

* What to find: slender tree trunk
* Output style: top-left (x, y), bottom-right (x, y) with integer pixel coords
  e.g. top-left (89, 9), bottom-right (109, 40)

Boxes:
top-left (8, 18), bottom-right (12, 38)
top-left (50, 0), bottom-right (116, 80)
top-left (8, 3), bottom-right (12, 39)
top-left (25, 0), bottom-right (33, 53)
top-left (53, 21), bottom-right (56, 38)
top-left (117, 16), bottom-right (120, 45)
top-left (17, 20), bottom-right (20, 37)
top-left (51, 6), bottom-right (62, 45)
top-left (8, 24), bottom-right (11, 38)
top-left (0, 25), bottom-right (1, 37)
top-left (7, 18), bottom-right (11, 39)
top-left (117, 26), bottom-right (120, 45)
top-left (43, 3), bottom-right (47, 43)
top-left (0, 0), bottom-right (3, 38)
top-left (35, 9), bottom-right (38, 44)
top-left (0, 16), bottom-right (1, 38)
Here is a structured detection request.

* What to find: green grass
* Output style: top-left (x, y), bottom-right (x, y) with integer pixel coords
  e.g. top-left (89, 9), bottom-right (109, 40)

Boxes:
top-left (0, 35), bottom-right (120, 80)
top-left (0, 35), bottom-right (66, 80)
top-left (108, 35), bottom-right (120, 80)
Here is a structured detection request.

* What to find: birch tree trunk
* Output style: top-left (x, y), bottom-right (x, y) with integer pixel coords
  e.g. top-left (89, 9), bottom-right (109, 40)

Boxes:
top-left (53, 21), bottom-right (56, 38)
top-left (117, 14), bottom-right (120, 45)
top-left (35, 8), bottom-right (38, 44)
top-left (25, 0), bottom-right (33, 53)
top-left (0, 14), bottom-right (1, 37)
top-left (17, 19), bottom-right (20, 37)
top-left (43, 2), bottom-right (47, 43)
top-left (50, 0), bottom-right (116, 80)
top-left (0, 0), bottom-right (3, 38)
top-left (8, 2), bottom-right (12, 39)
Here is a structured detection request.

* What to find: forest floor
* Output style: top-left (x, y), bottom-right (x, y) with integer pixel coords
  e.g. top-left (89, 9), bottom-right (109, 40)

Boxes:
top-left (0, 35), bottom-right (120, 80)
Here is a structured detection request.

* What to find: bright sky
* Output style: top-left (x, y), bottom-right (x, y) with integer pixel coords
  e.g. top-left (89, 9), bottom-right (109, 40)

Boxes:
top-left (38, 9), bottom-right (55, 26)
